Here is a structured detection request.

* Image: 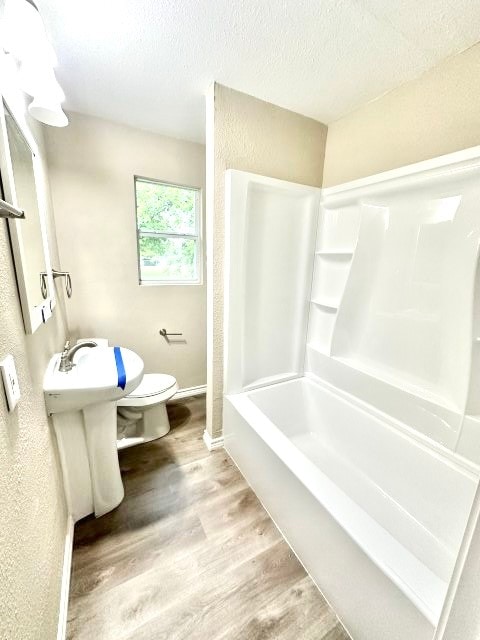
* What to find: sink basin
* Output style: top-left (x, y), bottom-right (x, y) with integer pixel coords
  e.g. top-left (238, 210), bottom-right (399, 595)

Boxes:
top-left (44, 346), bottom-right (144, 414)
top-left (44, 344), bottom-right (144, 521)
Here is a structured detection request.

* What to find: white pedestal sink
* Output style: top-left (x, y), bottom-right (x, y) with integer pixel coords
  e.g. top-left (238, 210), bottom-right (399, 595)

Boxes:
top-left (44, 345), bottom-right (144, 521)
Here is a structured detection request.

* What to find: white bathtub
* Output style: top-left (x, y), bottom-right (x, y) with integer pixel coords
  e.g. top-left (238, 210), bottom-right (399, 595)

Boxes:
top-left (224, 376), bottom-right (478, 640)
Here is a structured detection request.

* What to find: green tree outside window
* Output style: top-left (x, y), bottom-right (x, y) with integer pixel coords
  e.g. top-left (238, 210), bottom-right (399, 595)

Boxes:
top-left (135, 178), bottom-right (201, 282)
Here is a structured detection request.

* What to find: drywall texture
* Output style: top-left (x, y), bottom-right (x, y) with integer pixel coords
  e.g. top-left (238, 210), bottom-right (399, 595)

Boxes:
top-left (323, 42), bottom-right (480, 186)
top-left (45, 113), bottom-right (206, 390)
top-left (0, 113), bottom-right (68, 638)
top-left (206, 83), bottom-right (327, 438)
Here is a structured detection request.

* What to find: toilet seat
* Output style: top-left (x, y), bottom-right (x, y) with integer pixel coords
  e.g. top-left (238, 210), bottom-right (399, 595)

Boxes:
top-left (117, 373), bottom-right (178, 407)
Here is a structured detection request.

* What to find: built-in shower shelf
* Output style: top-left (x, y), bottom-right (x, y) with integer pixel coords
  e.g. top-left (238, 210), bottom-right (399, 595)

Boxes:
top-left (311, 298), bottom-right (339, 311)
top-left (307, 341), bottom-right (330, 357)
top-left (335, 355), bottom-right (459, 412)
top-left (315, 250), bottom-right (354, 257)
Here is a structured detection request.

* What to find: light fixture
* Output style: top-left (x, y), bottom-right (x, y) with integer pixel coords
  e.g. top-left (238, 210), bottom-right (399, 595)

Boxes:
top-left (2, 0), bottom-right (68, 128)
top-left (3, 0), bottom-right (55, 65)
top-left (27, 66), bottom-right (68, 126)
top-left (28, 96), bottom-right (68, 127)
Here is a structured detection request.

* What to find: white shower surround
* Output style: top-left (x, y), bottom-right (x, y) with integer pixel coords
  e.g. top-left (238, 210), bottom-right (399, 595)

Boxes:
top-left (223, 148), bottom-right (480, 640)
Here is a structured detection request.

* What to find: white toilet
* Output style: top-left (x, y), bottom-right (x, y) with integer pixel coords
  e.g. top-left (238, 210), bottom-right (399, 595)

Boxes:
top-left (117, 373), bottom-right (178, 448)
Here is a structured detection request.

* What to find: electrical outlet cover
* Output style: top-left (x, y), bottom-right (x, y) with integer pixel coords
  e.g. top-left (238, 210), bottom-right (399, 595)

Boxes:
top-left (1, 354), bottom-right (21, 412)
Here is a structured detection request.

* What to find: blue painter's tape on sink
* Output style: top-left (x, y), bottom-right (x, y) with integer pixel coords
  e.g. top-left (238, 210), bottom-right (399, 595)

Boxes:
top-left (114, 346), bottom-right (126, 390)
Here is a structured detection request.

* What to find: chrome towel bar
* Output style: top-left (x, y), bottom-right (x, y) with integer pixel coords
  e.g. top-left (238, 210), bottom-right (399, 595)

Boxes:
top-left (0, 198), bottom-right (25, 219)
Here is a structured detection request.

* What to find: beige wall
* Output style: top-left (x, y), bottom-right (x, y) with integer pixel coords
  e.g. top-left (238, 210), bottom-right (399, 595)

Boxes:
top-left (206, 83), bottom-right (327, 438)
top-left (323, 42), bottom-right (480, 186)
top-left (0, 105), bottom-right (68, 636)
top-left (45, 113), bottom-right (206, 390)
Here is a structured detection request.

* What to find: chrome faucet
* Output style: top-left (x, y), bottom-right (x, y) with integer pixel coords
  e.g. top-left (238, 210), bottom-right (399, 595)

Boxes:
top-left (59, 340), bottom-right (98, 372)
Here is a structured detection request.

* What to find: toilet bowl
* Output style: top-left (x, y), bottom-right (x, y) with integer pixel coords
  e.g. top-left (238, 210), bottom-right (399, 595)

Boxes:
top-left (117, 373), bottom-right (178, 447)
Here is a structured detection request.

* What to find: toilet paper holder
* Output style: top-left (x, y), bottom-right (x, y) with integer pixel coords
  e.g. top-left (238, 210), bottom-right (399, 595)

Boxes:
top-left (159, 328), bottom-right (183, 339)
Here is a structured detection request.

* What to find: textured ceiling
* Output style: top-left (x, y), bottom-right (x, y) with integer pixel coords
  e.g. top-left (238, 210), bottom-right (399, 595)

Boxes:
top-left (36, 0), bottom-right (480, 142)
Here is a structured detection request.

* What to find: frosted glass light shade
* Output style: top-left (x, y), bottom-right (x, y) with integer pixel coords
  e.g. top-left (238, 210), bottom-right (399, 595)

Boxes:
top-left (3, 0), bottom-right (68, 128)
top-left (18, 59), bottom-right (41, 96)
top-left (19, 61), bottom-right (65, 101)
top-left (4, 0), bottom-right (56, 65)
top-left (28, 97), bottom-right (68, 127)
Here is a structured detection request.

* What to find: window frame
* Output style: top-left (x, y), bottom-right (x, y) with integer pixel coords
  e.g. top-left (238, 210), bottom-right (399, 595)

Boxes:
top-left (134, 175), bottom-right (203, 286)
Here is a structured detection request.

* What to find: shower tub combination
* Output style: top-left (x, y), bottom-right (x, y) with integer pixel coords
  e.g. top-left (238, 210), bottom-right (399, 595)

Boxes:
top-left (222, 151), bottom-right (480, 640)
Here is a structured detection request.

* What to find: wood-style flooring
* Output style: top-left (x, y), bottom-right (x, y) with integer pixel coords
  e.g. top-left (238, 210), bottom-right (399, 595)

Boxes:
top-left (67, 396), bottom-right (350, 640)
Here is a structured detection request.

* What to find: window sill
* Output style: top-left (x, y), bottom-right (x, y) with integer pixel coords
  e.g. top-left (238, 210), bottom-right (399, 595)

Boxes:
top-left (139, 280), bottom-right (204, 287)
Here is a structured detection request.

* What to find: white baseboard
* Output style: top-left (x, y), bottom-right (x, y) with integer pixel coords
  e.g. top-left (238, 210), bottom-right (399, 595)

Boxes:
top-left (57, 515), bottom-right (74, 640)
top-left (203, 428), bottom-right (224, 451)
top-left (173, 384), bottom-right (207, 400)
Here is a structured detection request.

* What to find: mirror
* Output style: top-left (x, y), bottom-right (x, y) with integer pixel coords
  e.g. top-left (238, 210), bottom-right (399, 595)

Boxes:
top-left (0, 97), bottom-right (55, 333)
top-left (5, 107), bottom-right (45, 307)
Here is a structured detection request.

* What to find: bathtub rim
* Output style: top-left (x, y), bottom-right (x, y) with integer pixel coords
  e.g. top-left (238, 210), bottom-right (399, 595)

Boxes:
top-left (224, 397), bottom-right (436, 640)
top-left (249, 373), bottom-right (480, 478)
top-left (225, 374), bottom-right (479, 625)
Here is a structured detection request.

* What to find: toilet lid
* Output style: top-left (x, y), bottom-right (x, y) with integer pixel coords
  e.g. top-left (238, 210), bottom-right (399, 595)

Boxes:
top-left (127, 373), bottom-right (177, 398)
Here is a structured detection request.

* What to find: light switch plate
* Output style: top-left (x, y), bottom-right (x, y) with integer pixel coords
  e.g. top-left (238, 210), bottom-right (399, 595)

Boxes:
top-left (1, 354), bottom-right (21, 412)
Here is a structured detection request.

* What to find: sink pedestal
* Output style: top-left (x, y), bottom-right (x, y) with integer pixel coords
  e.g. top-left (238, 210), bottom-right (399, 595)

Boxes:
top-left (52, 401), bottom-right (124, 521)
top-left (83, 402), bottom-right (124, 517)
top-left (44, 345), bottom-right (144, 522)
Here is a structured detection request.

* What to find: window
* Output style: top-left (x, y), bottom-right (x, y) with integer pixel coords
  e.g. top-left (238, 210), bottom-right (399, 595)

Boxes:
top-left (135, 177), bottom-right (202, 284)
